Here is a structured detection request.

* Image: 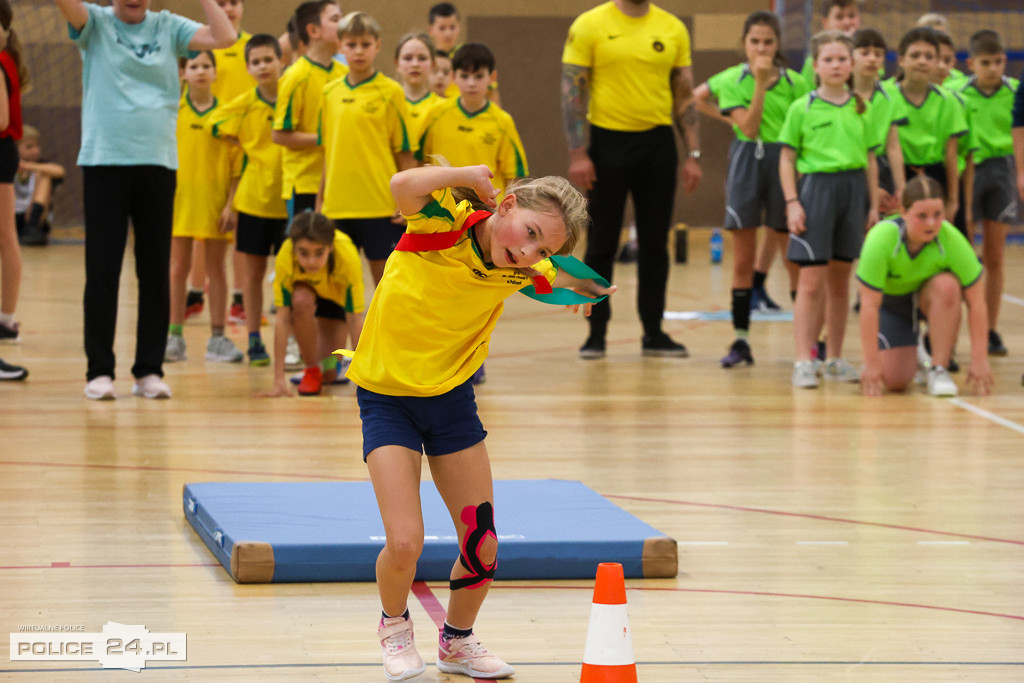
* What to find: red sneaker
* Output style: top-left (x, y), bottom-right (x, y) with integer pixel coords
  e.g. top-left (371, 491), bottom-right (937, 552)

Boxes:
top-left (297, 366), bottom-right (322, 396)
top-left (228, 303), bottom-right (245, 324)
top-left (184, 301), bottom-right (204, 321)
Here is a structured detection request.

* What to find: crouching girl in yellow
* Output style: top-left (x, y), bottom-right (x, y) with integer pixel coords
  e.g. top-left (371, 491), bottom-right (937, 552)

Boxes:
top-left (265, 211), bottom-right (364, 397)
top-left (345, 163), bottom-right (614, 680)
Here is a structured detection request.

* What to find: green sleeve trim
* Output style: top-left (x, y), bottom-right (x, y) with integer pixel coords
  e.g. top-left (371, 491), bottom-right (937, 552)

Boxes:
top-left (281, 287), bottom-right (292, 307)
top-left (417, 198), bottom-right (455, 223)
top-left (345, 287), bottom-right (354, 313)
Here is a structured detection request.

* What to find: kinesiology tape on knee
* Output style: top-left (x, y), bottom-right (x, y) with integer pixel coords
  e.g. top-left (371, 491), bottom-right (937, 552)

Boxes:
top-left (450, 502), bottom-right (497, 591)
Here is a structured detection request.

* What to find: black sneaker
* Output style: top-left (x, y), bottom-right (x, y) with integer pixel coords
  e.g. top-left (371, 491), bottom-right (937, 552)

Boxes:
top-left (0, 358), bottom-right (27, 381)
top-left (0, 321), bottom-right (20, 343)
top-left (988, 329), bottom-right (1008, 357)
top-left (750, 287), bottom-right (782, 312)
top-left (720, 338), bottom-right (754, 368)
top-left (18, 225), bottom-right (47, 246)
top-left (579, 335), bottom-right (606, 360)
top-left (641, 331), bottom-right (689, 358)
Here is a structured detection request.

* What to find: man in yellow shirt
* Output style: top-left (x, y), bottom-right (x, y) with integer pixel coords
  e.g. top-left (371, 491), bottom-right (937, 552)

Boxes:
top-left (562, 0), bottom-right (702, 359)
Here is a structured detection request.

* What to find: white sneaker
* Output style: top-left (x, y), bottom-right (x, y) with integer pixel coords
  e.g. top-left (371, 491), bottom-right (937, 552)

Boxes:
top-left (132, 374), bottom-right (172, 399)
top-left (927, 366), bottom-right (958, 397)
top-left (437, 634), bottom-right (515, 679)
top-left (165, 334), bottom-right (187, 362)
top-left (205, 334), bottom-right (243, 363)
top-left (84, 375), bottom-right (116, 400)
top-left (378, 616), bottom-right (425, 681)
top-left (284, 335), bottom-right (302, 369)
top-left (791, 360), bottom-right (819, 388)
top-left (824, 358), bottom-right (860, 383)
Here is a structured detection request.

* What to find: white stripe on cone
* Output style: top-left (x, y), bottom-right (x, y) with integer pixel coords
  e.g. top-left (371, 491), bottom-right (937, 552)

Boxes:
top-left (582, 603), bottom-right (635, 666)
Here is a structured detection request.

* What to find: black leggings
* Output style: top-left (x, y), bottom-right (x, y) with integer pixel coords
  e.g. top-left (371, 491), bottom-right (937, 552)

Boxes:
top-left (82, 165), bottom-right (175, 381)
top-left (583, 125), bottom-right (677, 338)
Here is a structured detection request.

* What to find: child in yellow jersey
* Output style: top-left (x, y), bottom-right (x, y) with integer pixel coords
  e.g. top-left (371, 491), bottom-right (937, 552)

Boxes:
top-left (272, 0), bottom-right (342, 218)
top-left (318, 12), bottom-right (415, 284)
top-left (417, 44), bottom-right (527, 196)
top-left (165, 51), bottom-right (244, 366)
top-left (211, 0), bottom-right (254, 102)
top-left (212, 35), bottom-right (286, 366)
top-left (185, 0), bottom-right (254, 322)
top-left (395, 33), bottom-right (443, 144)
top-left (431, 50), bottom-right (453, 98)
top-left (349, 163), bottom-right (613, 681)
top-left (428, 3), bottom-right (501, 105)
top-left (264, 212), bottom-right (365, 397)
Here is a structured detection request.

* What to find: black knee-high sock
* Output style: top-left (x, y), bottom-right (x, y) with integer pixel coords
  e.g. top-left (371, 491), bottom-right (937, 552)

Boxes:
top-left (752, 270), bottom-right (767, 291)
top-left (25, 202), bottom-right (45, 229)
top-left (732, 288), bottom-right (752, 335)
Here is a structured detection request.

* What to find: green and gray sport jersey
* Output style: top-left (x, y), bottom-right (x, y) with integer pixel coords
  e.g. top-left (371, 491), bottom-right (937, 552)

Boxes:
top-left (778, 92), bottom-right (881, 174)
top-left (882, 82), bottom-right (968, 166)
top-left (959, 75), bottom-right (1020, 163)
top-left (716, 65), bottom-right (811, 143)
top-left (856, 216), bottom-right (982, 296)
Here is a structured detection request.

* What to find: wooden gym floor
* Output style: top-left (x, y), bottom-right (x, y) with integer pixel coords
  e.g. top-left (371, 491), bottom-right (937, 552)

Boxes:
top-left (1, 234), bottom-right (1022, 681)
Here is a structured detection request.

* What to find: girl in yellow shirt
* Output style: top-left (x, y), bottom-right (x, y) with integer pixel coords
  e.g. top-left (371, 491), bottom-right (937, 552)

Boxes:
top-left (350, 163), bottom-right (613, 681)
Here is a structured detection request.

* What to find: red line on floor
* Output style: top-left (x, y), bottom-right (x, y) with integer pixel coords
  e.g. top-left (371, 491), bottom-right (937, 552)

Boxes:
top-left (605, 494), bottom-right (1024, 546)
top-left (0, 459), bottom-right (367, 482)
top-left (1, 562), bottom-right (222, 570)
top-left (483, 584), bottom-right (1024, 622)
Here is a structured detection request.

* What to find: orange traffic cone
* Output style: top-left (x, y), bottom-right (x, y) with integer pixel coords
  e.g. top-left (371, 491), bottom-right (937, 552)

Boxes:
top-left (580, 562), bottom-right (638, 682)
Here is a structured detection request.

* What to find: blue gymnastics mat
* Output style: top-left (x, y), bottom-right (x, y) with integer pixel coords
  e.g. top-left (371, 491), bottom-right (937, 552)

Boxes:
top-left (183, 480), bottom-right (676, 583)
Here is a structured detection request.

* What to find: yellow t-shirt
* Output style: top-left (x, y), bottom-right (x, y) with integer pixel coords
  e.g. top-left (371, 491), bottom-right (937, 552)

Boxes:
top-left (213, 88), bottom-right (287, 219)
top-left (273, 231), bottom-right (366, 313)
top-left (417, 99), bottom-right (527, 194)
top-left (346, 188), bottom-right (556, 397)
top-left (173, 95), bottom-right (235, 240)
top-left (211, 31), bottom-right (255, 103)
top-left (273, 56), bottom-right (346, 198)
top-left (405, 91), bottom-right (443, 147)
top-left (319, 72), bottom-right (413, 219)
top-left (562, 1), bottom-right (691, 132)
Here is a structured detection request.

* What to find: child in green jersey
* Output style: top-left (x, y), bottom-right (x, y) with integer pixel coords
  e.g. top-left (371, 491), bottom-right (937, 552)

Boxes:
top-left (780, 31), bottom-right (880, 389)
top-left (886, 28), bottom-right (968, 225)
top-left (800, 0), bottom-right (861, 85)
top-left (960, 29), bottom-right (1019, 356)
top-left (857, 176), bottom-right (992, 397)
top-left (853, 28), bottom-right (906, 215)
top-left (707, 11), bottom-right (807, 369)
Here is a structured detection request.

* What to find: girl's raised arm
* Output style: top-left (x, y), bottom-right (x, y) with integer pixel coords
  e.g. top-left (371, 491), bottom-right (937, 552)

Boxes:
top-left (53, 0), bottom-right (88, 32)
top-left (389, 164), bottom-right (497, 216)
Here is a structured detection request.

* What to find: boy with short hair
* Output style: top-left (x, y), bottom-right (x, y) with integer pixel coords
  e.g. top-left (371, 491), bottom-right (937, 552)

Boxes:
top-left (211, 0), bottom-right (255, 101)
top-left (15, 125), bottom-right (65, 247)
top-left (272, 0), bottom-right (344, 218)
top-left (417, 43), bottom-right (526, 195)
top-left (960, 29), bottom-right (1019, 356)
top-left (801, 0), bottom-right (861, 84)
top-left (214, 34), bottom-right (289, 365)
top-left (428, 2), bottom-right (461, 56)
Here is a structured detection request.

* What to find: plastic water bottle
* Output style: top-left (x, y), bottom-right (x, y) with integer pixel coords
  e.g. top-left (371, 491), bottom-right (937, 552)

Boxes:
top-left (709, 228), bottom-right (723, 264)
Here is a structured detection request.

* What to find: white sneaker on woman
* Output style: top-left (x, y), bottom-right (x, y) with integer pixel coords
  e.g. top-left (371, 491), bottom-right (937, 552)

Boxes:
top-left (132, 374), bottom-right (172, 399)
top-left (84, 375), bottom-right (116, 400)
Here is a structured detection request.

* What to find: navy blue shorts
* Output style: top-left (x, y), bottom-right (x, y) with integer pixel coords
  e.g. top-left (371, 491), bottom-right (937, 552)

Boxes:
top-left (336, 217), bottom-right (405, 261)
top-left (356, 378), bottom-right (487, 461)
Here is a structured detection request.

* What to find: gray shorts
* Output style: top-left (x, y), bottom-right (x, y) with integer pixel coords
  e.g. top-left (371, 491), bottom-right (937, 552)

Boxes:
top-left (877, 292), bottom-right (919, 350)
top-left (972, 155), bottom-right (1018, 224)
top-left (723, 140), bottom-right (787, 233)
top-left (787, 170), bottom-right (866, 264)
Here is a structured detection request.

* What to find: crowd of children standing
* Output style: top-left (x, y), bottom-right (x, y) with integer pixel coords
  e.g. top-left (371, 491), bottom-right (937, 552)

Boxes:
top-left (695, 0), bottom-right (1018, 397)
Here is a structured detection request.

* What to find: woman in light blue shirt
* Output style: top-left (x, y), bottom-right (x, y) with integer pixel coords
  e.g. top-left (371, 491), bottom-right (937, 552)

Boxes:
top-left (53, 0), bottom-right (233, 400)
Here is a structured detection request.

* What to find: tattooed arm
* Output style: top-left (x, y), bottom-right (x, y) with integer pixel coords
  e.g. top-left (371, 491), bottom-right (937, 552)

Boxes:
top-left (671, 66), bottom-right (702, 194)
top-left (561, 63), bottom-right (596, 190)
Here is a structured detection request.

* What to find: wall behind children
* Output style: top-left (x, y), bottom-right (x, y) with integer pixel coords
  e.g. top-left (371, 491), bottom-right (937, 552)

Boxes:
top-left (17, 1), bottom-right (1024, 234)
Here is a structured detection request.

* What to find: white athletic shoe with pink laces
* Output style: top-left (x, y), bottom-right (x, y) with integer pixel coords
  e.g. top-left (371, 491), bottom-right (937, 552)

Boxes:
top-left (436, 634), bottom-right (515, 679)
top-left (377, 616), bottom-right (425, 681)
